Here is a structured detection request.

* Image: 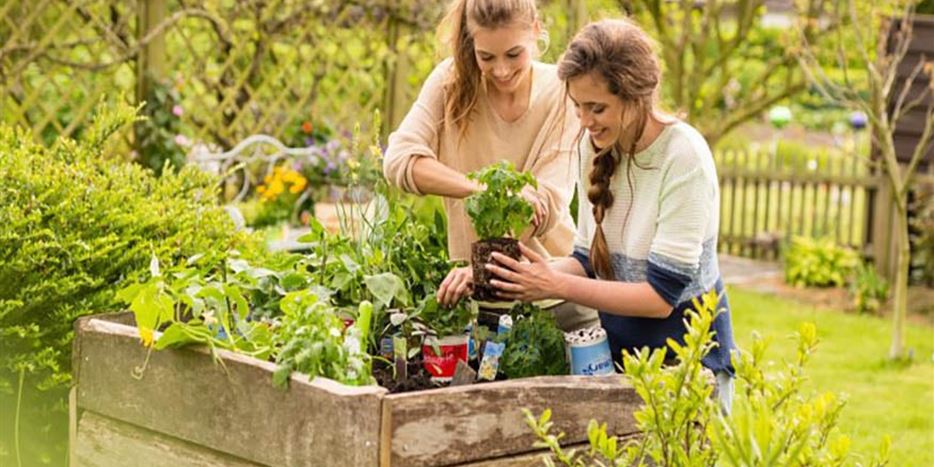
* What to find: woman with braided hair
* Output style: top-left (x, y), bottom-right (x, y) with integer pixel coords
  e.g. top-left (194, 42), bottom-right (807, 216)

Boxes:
top-left (486, 18), bottom-right (736, 409)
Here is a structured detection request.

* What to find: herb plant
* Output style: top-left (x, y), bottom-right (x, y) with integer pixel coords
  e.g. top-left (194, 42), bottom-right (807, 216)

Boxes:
top-left (416, 295), bottom-right (477, 338)
top-left (465, 161), bottom-right (537, 239)
top-left (272, 290), bottom-right (375, 387)
top-left (499, 305), bottom-right (568, 378)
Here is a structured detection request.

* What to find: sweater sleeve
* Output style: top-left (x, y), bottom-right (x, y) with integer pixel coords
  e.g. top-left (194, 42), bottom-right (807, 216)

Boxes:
top-left (523, 96), bottom-right (579, 243)
top-left (647, 150), bottom-right (715, 304)
top-left (382, 60), bottom-right (450, 195)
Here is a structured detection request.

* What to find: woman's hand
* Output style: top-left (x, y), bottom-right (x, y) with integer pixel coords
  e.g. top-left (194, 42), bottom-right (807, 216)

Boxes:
top-left (437, 266), bottom-right (474, 307)
top-left (486, 243), bottom-right (560, 302)
top-left (520, 185), bottom-right (546, 229)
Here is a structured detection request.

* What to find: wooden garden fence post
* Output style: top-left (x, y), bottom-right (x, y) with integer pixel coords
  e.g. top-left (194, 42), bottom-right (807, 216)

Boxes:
top-left (383, 0), bottom-right (410, 138)
top-left (135, 0), bottom-right (167, 149)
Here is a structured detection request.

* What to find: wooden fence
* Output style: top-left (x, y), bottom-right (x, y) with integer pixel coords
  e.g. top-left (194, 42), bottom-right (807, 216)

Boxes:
top-left (715, 144), bottom-right (879, 260)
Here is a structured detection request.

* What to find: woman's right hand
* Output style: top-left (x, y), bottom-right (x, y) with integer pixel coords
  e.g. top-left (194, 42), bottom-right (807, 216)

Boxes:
top-left (520, 185), bottom-right (546, 230)
top-left (437, 266), bottom-right (474, 307)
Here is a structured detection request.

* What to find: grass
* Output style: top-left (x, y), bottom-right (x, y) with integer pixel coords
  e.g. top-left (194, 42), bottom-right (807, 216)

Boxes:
top-left (728, 286), bottom-right (934, 466)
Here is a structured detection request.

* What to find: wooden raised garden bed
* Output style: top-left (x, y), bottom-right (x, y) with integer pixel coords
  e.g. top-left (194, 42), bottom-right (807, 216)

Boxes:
top-left (71, 313), bottom-right (642, 466)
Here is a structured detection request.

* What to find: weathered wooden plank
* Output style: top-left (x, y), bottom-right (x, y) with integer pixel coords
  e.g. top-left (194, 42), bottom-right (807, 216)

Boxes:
top-left (74, 410), bottom-right (262, 467)
top-left (380, 375), bottom-right (640, 467)
top-left (457, 436), bottom-right (641, 467)
top-left (74, 315), bottom-right (387, 467)
top-left (456, 442), bottom-right (589, 467)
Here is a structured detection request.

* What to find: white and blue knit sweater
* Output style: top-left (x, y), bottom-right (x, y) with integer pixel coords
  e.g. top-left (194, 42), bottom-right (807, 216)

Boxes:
top-left (571, 121), bottom-right (735, 374)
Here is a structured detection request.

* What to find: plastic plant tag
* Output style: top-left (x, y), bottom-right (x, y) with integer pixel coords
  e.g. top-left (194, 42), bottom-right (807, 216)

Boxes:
top-left (477, 340), bottom-right (506, 381)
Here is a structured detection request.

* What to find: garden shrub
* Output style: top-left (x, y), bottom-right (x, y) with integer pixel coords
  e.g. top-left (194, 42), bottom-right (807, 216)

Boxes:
top-left (525, 291), bottom-right (890, 466)
top-left (850, 262), bottom-right (890, 315)
top-left (910, 183), bottom-right (934, 286)
top-left (784, 236), bottom-right (860, 288)
top-left (0, 102), bottom-right (259, 392)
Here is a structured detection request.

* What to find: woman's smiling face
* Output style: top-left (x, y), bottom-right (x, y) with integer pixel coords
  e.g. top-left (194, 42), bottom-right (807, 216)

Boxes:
top-left (472, 21), bottom-right (538, 93)
top-left (567, 72), bottom-right (635, 150)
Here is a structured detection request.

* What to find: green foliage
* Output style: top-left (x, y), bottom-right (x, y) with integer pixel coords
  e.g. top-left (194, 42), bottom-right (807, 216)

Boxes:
top-left (784, 236), bottom-right (860, 288)
top-left (465, 161), bottom-right (537, 239)
top-left (0, 102), bottom-right (255, 392)
top-left (416, 295), bottom-right (477, 338)
top-left (500, 305), bottom-right (569, 379)
top-left (273, 291), bottom-right (375, 387)
top-left (523, 291), bottom-right (891, 466)
top-left (849, 262), bottom-right (890, 315)
top-left (116, 254), bottom-right (277, 359)
top-left (910, 185), bottom-right (934, 285)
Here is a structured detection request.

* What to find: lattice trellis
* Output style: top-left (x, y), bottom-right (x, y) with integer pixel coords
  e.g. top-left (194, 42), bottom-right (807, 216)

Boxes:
top-left (1, 0), bottom-right (594, 151)
top-left (0, 1), bottom-right (137, 145)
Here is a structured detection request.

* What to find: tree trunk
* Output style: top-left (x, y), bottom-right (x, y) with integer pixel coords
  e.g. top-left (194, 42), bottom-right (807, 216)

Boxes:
top-left (888, 197), bottom-right (911, 359)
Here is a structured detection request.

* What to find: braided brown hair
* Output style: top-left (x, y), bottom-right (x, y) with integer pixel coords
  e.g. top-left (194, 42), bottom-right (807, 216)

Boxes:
top-left (557, 19), bottom-right (661, 279)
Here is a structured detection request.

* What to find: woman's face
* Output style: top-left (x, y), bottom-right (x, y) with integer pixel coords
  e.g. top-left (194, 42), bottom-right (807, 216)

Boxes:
top-left (472, 21), bottom-right (538, 93)
top-left (567, 72), bottom-right (633, 150)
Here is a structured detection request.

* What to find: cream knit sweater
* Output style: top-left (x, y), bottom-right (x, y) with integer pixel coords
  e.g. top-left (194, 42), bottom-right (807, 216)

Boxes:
top-left (383, 59), bottom-right (579, 261)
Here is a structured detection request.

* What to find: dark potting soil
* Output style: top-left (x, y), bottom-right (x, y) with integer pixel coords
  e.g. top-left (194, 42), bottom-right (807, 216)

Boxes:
top-left (372, 358), bottom-right (491, 393)
top-left (471, 237), bottom-right (520, 301)
top-left (372, 358), bottom-right (438, 393)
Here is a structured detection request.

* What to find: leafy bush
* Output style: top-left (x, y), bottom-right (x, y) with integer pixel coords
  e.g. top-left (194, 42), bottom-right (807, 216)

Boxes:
top-left (500, 305), bottom-right (568, 379)
top-left (524, 291), bottom-right (890, 466)
top-left (850, 262), bottom-right (890, 315)
top-left (0, 102), bottom-right (257, 392)
top-left (465, 161), bottom-right (537, 239)
top-left (910, 183), bottom-right (934, 285)
top-left (784, 236), bottom-right (860, 287)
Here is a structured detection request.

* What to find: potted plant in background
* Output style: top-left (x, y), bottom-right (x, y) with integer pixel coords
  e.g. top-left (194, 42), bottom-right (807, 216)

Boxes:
top-left (465, 162), bottom-right (537, 301)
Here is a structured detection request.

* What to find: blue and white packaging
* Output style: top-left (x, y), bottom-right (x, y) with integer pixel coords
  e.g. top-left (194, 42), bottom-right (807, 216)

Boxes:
top-left (497, 314), bottom-right (513, 335)
top-left (565, 326), bottom-right (614, 376)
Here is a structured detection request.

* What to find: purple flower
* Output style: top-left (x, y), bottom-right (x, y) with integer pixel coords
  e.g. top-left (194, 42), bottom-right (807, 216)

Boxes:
top-left (324, 161), bottom-right (337, 174)
top-left (304, 137), bottom-right (315, 147)
top-left (172, 105), bottom-right (184, 117)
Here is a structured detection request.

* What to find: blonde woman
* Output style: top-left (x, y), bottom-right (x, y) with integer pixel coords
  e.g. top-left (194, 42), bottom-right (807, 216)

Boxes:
top-left (383, 0), bottom-right (598, 330)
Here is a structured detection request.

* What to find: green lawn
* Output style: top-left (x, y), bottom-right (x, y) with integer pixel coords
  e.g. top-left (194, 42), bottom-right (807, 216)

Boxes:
top-left (728, 286), bottom-right (934, 466)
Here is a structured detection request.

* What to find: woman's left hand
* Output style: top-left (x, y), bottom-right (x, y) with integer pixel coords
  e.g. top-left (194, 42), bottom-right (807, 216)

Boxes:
top-left (486, 243), bottom-right (560, 302)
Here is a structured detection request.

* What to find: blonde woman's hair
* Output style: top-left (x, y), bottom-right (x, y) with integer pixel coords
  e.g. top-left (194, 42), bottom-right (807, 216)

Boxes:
top-left (439, 0), bottom-right (539, 140)
top-left (557, 19), bottom-right (661, 279)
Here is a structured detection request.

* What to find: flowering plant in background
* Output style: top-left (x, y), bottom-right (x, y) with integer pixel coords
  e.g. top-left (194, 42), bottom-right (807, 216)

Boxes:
top-left (251, 164), bottom-right (312, 227)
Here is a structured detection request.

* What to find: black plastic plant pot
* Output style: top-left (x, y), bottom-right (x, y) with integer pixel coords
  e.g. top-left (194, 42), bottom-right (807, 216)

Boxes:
top-left (471, 237), bottom-right (520, 301)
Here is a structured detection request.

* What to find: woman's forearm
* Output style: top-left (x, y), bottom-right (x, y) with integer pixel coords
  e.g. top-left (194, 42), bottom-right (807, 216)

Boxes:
top-left (411, 156), bottom-right (479, 199)
top-left (555, 274), bottom-right (672, 318)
